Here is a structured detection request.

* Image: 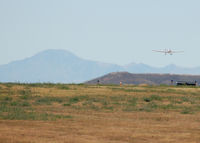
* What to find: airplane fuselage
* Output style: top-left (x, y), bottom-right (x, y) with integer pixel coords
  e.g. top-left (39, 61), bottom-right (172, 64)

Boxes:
top-left (164, 49), bottom-right (173, 55)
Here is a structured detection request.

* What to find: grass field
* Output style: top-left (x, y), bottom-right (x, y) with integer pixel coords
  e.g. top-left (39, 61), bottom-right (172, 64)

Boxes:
top-left (0, 83), bottom-right (200, 143)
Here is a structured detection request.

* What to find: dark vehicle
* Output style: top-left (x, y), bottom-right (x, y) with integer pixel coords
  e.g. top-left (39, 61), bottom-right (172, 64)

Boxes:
top-left (176, 81), bottom-right (197, 86)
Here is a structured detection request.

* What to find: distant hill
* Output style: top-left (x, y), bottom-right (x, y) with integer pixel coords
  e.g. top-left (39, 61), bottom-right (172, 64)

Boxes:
top-left (86, 72), bottom-right (200, 85)
top-left (0, 49), bottom-right (200, 83)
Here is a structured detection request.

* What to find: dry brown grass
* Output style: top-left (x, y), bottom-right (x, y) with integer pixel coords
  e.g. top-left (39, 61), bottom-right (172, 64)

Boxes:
top-left (0, 83), bottom-right (200, 143)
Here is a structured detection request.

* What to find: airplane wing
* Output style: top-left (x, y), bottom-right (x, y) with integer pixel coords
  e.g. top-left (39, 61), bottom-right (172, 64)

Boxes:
top-left (171, 51), bottom-right (184, 53)
top-left (152, 50), bottom-right (165, 53)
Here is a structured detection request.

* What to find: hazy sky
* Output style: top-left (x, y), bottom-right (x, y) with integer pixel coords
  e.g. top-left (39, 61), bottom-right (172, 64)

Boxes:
top-left (0, 0), bottom-right (200, 67)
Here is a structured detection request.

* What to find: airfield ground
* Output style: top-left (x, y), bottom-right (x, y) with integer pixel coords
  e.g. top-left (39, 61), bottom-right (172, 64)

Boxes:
top-left (0, 83), bottom-right (200, 143)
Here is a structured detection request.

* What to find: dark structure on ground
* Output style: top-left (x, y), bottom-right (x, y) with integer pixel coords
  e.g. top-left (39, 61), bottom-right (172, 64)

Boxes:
top-left (85, 72), bottom-right (200, 85)
top-left (176, 81), bottom-right (197, 86)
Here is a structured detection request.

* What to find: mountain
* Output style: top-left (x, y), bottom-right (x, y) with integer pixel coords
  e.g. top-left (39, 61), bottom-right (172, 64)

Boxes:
top-left (0, 49), bottom-right (200, 83)
top-left (86, 72), bottom-right (200, 85)
top-left (0, 49), bottom-right (122, 83)
top-left (125, 63), bottom-right (200, 74)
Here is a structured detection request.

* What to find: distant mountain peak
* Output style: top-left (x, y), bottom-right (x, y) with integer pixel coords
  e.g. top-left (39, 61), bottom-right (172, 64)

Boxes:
top-left (34, 49), bottom-right (78, 58)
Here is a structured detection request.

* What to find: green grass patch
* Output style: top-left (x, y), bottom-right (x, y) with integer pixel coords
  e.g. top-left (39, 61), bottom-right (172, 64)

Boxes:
top-left (143, 94), bottom-right (162, 102)
top-left (159, 104), bottom-right (178, 110)
top-left (0, 101), bottom-right (72, 121)
top-left (181, 107), bottom-right (194, 114)
top-left (102, 106), bottom-right (113, 111)
top-left (139, 102), bottom-right (158, 112)
top-left (128, 97), bottom-right (138, 106)
top-left (69, 97), bottom-right (80, 103)
top-left (0, 109), bottom-right (72, 120)
top-left (34, 96), bottom-right (64, 105)
top-left (63, 103), bottom-right (71, 106)
top-left (56, 85), bottom-right (70, 90)
top-left (3, 96), bottom-right (13, 101)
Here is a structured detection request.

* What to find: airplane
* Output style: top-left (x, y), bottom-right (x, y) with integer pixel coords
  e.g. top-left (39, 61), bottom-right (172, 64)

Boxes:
top-left (152, 49), bottom-right (184, 55)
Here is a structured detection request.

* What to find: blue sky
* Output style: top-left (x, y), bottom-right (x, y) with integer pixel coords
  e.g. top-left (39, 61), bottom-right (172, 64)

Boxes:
top-left (0, 0), bottom-right (199, 67)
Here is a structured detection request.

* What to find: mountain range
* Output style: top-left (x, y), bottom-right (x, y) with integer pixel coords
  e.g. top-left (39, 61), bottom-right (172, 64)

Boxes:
top-left (0, 49), bottom-right (199, 83)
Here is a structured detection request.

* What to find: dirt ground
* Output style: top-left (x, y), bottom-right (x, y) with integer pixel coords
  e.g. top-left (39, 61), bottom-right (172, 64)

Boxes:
top-left (0, 111), bottom-right (200, 143)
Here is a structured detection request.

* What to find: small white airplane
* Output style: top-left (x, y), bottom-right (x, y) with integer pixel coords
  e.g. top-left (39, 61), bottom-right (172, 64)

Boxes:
top-left (152, 49), bottom-right (184, 55)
